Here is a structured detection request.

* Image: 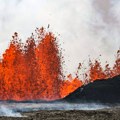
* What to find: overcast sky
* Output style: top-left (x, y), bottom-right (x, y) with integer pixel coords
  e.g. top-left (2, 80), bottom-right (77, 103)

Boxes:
top-left (0, 0), bottom-right (120, 76)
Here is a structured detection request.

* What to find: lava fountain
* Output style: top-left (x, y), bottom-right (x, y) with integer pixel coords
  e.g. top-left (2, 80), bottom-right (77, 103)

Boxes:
top-left (0, 27), bottom-right (119, 101)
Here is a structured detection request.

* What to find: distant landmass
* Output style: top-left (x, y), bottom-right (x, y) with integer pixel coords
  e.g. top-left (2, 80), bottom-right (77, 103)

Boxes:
top-left (63, 75), bottom-right (120, 103)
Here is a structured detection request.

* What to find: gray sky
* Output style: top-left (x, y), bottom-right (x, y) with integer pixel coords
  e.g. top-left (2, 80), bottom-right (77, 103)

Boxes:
top-left (0, 0), bottom-right (120, 76)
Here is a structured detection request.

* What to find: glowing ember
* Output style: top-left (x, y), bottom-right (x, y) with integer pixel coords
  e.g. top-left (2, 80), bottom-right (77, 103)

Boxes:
top-left (0, 27), bottom-right (119, 101)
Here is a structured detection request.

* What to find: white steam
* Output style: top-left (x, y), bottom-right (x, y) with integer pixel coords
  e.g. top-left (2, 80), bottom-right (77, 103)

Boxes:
top-left (0, 106), bottom-right (22, 117)
top-left (0, 0), bottom-right (120, 75)
top-left (0, 102), bottom-right (109, 112)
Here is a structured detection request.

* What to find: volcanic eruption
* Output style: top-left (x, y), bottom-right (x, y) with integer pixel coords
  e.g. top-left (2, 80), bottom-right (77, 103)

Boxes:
top-left (0, 27), bottom-right (119, 101)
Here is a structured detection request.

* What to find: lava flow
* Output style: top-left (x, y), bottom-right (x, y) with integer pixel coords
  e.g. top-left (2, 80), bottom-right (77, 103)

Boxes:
top-left (0, 27), bottom-right (119, 101)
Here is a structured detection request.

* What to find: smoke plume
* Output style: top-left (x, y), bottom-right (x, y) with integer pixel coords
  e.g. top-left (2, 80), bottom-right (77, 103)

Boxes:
top-left (0, 0), bottom-right (119, 75)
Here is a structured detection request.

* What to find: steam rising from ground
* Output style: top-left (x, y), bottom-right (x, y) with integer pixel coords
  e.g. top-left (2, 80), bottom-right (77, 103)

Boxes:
top-left (0, 106), bottom-right (21, 117)
top-left (0, 0), bottom-right (120, 75)
top-left (0, 102), bottom-right (110, 116)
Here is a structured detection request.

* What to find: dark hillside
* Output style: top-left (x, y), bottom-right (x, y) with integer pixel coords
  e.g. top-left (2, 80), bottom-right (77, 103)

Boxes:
top-left (63, 75), bottom-right (120, 103)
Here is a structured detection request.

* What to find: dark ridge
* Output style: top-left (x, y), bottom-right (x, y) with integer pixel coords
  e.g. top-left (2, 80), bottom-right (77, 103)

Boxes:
top-left (62, 75), bottom-right (120, 103)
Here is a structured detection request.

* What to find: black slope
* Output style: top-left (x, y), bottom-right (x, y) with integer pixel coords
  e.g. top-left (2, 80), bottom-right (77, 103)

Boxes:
top-left (63, 75), bottom-right (120, 103)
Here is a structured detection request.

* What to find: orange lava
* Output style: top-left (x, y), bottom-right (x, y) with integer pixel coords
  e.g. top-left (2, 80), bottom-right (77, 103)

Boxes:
top-left (88, 49), bottom-right (120, 82)
top-left (0, 27), bottom-right (119, 101)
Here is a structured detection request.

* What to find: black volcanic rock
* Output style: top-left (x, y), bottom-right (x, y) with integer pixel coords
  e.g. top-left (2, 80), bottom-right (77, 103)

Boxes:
top-left (63, 75), bottom-right (120, 103)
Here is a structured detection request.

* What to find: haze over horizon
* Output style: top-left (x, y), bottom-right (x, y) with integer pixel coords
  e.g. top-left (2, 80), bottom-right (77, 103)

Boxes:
top-left (0, 0), bottom-right (120, 76)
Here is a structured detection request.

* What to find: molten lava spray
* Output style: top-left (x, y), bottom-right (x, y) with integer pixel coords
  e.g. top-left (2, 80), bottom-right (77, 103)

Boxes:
top-left (0, 28), bottom-right (82, 101)
top-left (88, 49), bottom-right (120, 82)
top-left (0, 27), bottom-right (119, 101)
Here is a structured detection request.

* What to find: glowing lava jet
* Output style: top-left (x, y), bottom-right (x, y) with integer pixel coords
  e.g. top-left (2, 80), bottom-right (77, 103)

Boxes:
top-left (0, 27), bottom-right (119, 101)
